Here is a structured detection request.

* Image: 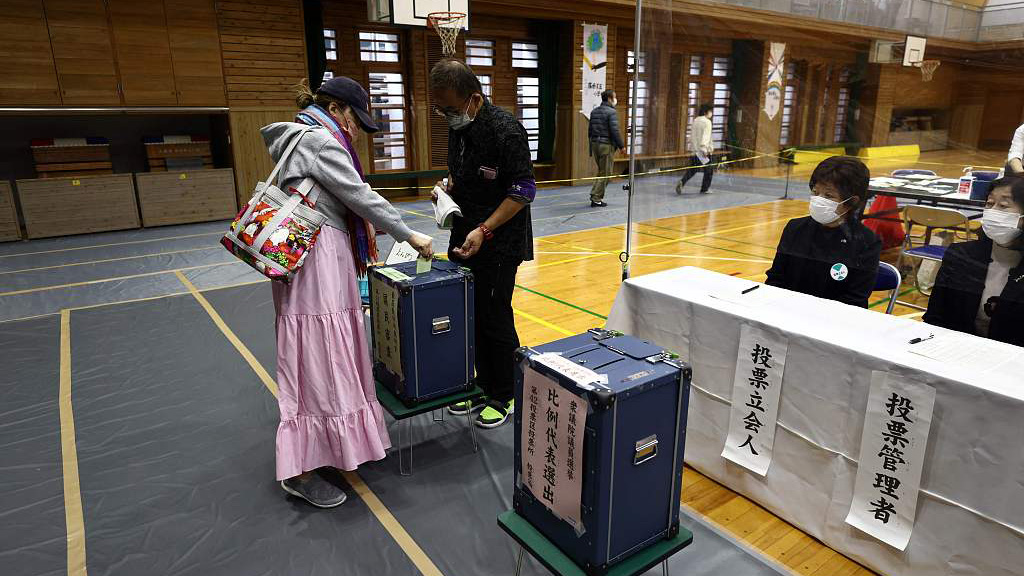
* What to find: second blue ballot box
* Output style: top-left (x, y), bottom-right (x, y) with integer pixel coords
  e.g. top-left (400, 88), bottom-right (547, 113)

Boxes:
top-left (369, 259), bottom-right (475, 405)
top-left (513, 329), bottom-right (691, 575)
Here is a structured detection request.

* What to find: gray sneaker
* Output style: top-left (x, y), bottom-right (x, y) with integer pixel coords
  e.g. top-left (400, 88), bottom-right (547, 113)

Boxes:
top-left (281, 473), bottom-right (348, 508)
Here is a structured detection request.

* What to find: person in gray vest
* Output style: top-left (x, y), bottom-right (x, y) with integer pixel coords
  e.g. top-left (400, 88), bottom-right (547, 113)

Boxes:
top-left (587, 89), bottom-right (624, 207)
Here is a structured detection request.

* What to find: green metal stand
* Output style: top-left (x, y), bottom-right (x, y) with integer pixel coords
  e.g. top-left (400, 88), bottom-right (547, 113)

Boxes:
top-left (497, 510), bottom-right (694, 576)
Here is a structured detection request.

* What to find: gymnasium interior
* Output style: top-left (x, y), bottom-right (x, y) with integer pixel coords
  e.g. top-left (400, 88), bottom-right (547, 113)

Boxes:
top-left (3, 0), bottom-right (1023, 575)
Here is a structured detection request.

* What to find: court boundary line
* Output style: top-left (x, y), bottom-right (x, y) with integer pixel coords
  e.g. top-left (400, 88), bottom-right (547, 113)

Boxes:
top-left (173, 271), bottom-right (445, 576)
top-left (0, 245), bottom-right (222, 275)
top-left (0, 230), bottom-right (225, 259)
top-left (59, 309), bottom-right (88, 576)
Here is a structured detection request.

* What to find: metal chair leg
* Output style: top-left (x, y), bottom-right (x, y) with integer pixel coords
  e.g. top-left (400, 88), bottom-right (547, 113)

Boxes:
top-left (662, 559), bottom-right (669, 576)
top-left (515, 546), bottom-right (524, 576)
top-left (432, 409), bottom-right (445, 423)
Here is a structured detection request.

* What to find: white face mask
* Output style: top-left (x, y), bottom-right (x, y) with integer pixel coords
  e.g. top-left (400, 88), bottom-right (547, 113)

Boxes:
top-left (982, 209), bottom-right (1023, 246)
top-left (809, 195), bottom-right (850, 225)
top-left (445, 98), bottom-right (476, 131)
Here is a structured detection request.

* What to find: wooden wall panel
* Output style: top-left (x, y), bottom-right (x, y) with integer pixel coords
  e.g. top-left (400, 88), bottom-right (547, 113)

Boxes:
top-left (166, 0), bottom-right (226, 106)
top-left (43, 0), bottom-right (120, 105)
top-left (0, 0), bottom-right (60, 105)
top-left (891, 63), bottom-right (955, 110)
top-left (227, 109), bottom-right (297, 204)
top-left (108, 0), bottom-right (178, 105)
top-left (218, 0), bottom-right (307, 107)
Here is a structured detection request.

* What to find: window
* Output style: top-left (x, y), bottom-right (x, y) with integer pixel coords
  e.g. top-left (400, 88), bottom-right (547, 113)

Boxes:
top-left (324, 29), bottom-right (337, 61)
top-left (689, 55), bottom-right (702, 76)
top-left (834, 68), bottom-right (852, 142)
top-left (466, 39), bottom-right (495, 67)
top-left (368, 72), bottom-right (407, 170)
top-left (712, 56), bottom-right (731, 77)
top-left (322, 70), bottom-right (334, 82)
top-left (626, 51), bottom-right (647, 154)
top-left (712, 82), bottom-right (730, 149)
top-left (686, 81), bottom-right (700, 148)
top-left (479, 74), bottom-right (492, 98)
top-left (516, 76), bottom-right (539, 160)
top-left (359, 32), bottom-right (399, 62)
top-left (512, 42), bottom-right (539, 68)
top-left (780, 62), bottom-right (797, 146)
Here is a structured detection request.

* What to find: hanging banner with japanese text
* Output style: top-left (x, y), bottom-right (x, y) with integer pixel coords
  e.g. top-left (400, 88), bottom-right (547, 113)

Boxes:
top-left (521, 366), bottom-right (588, 532)
top-left (763, 42), bottom-right (786, 121)
top-left (845, 372), bottom-right (935, 550)
top-left (580, 23), bottom-right (608, 119)
top-left (722, 324), bottom-right (788, 476)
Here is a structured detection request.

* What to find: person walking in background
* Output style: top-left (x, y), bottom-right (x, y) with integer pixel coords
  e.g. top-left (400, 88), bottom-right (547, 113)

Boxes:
top-left (260, 77), bottom-right (433, 508)
top-left (1007, 123), bottom-right (1023, 175)
top-left (429, 59), bottom-right (535, 429)
top-left (588, 89), bottom-right (624, 207)
top-left (676, 103), bottom-right (715, 195)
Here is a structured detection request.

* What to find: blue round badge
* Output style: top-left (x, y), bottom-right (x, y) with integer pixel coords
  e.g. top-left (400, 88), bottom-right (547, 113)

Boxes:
top-left (830, 263), bottom-right (849, 281)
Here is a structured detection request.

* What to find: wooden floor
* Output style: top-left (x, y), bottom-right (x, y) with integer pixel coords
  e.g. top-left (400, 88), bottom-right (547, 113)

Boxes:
top-left (730, 148), bottom-right (1008, 181)
top-left (510, 198), bottom-right (920, 575)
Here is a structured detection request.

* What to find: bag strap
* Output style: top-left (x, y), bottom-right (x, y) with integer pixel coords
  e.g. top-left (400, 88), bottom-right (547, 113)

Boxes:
top-left (295, 177), bottom-right (321, 205)
top-left (250, 193), bottom-right (305, 250)
top-left (265, 126), bottom-right (313, 186)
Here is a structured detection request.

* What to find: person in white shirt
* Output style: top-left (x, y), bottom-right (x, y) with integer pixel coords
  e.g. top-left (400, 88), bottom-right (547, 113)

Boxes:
top-left (1008, 123), bottom-right (1024, 175)
top-left (676, 103), bottom-right (715, 195)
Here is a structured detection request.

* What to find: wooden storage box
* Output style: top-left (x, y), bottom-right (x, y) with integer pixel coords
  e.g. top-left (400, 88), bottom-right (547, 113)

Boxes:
top-left (145, 141), bottom-right (213, 171)
top-left (16, 175), bottom-right (140, 239)
top-left (135, 168), bottom-right (236, 227)
top-left (0, 181), bottom-right (22, 242)
top-left (31, 141), bottom-right (113, 178)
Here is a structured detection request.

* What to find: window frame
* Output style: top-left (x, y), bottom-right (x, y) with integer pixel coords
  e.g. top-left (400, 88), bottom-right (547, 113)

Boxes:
top-left (357, 29), bottom-right (408, 173)
top-left (324, 28), bottom-right (338, 61)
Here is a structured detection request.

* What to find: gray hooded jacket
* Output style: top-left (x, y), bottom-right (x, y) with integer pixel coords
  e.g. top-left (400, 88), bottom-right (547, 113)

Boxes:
top-left (260, 122), bottom-right (414, 243)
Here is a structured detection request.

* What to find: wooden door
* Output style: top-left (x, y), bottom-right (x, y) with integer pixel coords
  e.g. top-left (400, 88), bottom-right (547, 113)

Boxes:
top-left (108, 0), bottom-right (178, 105)
top-left (0, 0), bottom-right (61, 105)
top-left (166, 0), bottom-right (226, 106)
top-left (44, 0), bottom-right (120, 105)
top-left (978, 90), bottom-right (1024, 150)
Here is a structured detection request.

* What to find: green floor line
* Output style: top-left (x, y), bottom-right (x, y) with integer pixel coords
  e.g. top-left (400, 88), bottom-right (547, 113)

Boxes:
top-left (614, 225), bottom-right (775, 260)
top-left (869, 286), bottom-right (919, 309)
top-left (514, 284), bottom-right (608, 320)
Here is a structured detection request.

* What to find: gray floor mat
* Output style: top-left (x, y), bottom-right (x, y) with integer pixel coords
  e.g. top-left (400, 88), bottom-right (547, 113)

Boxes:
top-left (0, 316), bottom-right (66, 576)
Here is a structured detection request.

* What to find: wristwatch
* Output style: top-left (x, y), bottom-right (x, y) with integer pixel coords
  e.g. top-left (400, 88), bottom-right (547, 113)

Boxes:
top-left (479, 224), bottom-right (494, 241)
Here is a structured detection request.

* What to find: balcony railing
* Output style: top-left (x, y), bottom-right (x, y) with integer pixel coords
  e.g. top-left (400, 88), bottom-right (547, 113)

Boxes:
top-left (704, 0), bottom-right (1024, 42)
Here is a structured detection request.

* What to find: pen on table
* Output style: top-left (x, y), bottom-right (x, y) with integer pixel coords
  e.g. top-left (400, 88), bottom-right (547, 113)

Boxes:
top-left (908, 334), bottom-right (934, 345)
top-left (741, 285), bottom-right (760, 295)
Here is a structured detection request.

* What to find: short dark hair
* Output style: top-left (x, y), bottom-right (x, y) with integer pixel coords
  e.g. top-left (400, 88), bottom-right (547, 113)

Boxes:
top-left (698, 103), bottom-right (713, 116)
top-left (601, 89), bottom-right (616, 102)
top-left (989, 171), bottom-right (1024, 210)
top-left (429, 58), bottom-right (483, 99)
top-left (808, 156), bottom-right (870, 214)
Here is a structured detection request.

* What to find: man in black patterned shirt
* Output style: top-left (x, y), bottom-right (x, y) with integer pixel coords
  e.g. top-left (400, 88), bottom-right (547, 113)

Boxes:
top-left (430, 58), bottom-right (535, 429)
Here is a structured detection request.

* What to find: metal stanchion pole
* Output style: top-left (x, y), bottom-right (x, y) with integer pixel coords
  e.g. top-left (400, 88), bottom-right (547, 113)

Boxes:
top-left (622, 0), bottom-right (643, 281)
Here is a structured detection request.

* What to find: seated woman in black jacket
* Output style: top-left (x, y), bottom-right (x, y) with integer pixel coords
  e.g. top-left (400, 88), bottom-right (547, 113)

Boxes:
top-left (923, 174), bottom-right (1024, 347)
top-left (765, 156), bottom-right (882, 307)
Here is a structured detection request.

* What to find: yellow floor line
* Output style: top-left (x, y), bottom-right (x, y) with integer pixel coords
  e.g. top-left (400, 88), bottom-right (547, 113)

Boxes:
top-left (0, 260), bottom-right (237, 297)
top-left (899, 311), bottom-right (926, 319)
top-left (0, 245), bottom-right (220, 275)
top-left (59, 309), bottom-right (88, 576)
top-left (513, 308), bottom-right (575, 336)
top-left (0, 230), bottom-right (224, 259)
top-left (173, 270), bottom-right (443, 576)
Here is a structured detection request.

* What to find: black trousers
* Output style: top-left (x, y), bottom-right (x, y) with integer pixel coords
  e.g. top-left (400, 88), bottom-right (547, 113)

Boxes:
top-left (468, 259), bottom-right (521, 404)
top-left (678, 154), bottom-right (715, 193)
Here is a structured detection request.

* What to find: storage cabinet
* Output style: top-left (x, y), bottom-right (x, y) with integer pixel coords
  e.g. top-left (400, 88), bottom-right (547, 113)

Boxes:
top-left (16, 175), bottom-right (140, 239)
top-left (167, 0), bottom-right (227, 106)
top-left (0, 0), bottom-right (61, 105)
top-left (0, 182), bottom-right (22, 242)
top-left (44, 0), bottom-right (121, 105)
top-left (108, 0), bottom-right (179, 105)
top-left (135, 169), bottom-right (236, 227)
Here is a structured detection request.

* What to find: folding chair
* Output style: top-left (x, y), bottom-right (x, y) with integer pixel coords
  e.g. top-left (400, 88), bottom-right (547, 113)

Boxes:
top-left (891, 169), bottom-right (937, 177)
top-left (874, 262), bottom-right (902, 315)
top-left (895, 205), bottom-right (971, 309)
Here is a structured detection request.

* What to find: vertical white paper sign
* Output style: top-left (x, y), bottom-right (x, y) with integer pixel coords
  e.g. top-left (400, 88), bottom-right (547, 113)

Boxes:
top-left (846, 372), bottom-right (936, 550)
top-left (722, 324), bottom-right (788, 476)
top-left (763, 42), bottom-right (786, 121)
top-left (521, 367), bottom-right (588, 531)
top-left (580, 23), bottom-right (608, 119)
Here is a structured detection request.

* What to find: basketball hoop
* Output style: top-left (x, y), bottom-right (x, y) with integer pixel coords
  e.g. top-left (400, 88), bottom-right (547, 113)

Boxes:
top-left (916, 59), bottom-right (941, 82)
top-left (427, 11), bottom-right (465, 57)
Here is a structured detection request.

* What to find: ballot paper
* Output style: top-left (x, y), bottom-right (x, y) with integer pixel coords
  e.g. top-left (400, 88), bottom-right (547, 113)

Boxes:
top-left (415, 257), bottom-right (431, 274)
top-left (907, 333), bottom-right (1014, 373)
top-left (433, 183), bottom-right (462, 229)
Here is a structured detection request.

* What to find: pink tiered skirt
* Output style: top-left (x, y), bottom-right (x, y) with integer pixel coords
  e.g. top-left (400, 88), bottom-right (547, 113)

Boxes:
top-left (272, 226), bottom-right (390, 480)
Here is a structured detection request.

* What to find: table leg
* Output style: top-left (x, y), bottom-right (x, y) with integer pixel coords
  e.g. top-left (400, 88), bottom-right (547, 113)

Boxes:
top-left (467, 409), bottom-right (479, 453)
top-left (398, 418), bottom-right (413, 476)
top-left (433, 409), bottom-right (445, 423)
top-left (515, 546), bottom-right (524, 576)
top-left (662, 559), bottom-right (669, 576)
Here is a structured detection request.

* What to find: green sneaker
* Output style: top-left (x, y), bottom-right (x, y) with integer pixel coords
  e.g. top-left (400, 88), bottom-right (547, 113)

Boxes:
top-left (448, 399), bottom-right (485, 416)
top-left (475, 400), bottom-right (514, 429)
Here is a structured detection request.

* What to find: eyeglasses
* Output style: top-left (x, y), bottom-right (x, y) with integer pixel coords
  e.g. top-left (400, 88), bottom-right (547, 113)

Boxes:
top-left (431, 95), bottom-right (475, 118)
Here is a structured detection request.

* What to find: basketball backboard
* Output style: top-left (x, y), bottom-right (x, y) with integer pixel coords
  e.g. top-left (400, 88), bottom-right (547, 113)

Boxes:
top-left (369, 0), bottom-right (471, 30)
top-left (902, 35), bottom-right (927, 67)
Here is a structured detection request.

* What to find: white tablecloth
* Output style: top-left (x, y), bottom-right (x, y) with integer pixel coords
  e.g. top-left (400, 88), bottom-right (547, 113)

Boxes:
top-left (606, 266), bottom-right (1024, 576)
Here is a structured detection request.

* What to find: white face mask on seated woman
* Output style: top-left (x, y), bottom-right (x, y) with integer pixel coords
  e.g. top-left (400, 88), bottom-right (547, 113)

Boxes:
top-left (808, 195), bottom-right (852, 225)
top-left (982, 209), bottom-right (1024, 247)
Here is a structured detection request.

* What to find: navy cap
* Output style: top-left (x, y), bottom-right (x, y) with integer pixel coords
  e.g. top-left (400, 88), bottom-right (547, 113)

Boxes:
top-left (317, 76), bottom-right (380, 133)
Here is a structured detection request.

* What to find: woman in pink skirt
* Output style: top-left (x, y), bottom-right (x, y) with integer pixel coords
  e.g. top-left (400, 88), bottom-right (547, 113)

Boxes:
top-left (260, 77), bottom-right (433, 507)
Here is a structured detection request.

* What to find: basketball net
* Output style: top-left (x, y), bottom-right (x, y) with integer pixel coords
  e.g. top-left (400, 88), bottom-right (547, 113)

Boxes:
top-left (427, 12), bottom-right (465, 57)
top-left (916, 60), bottom-right (941, 82)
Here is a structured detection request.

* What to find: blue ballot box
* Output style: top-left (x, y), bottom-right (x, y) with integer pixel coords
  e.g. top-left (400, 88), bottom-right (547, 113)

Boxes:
top-left (368, 259), bottom-right (475, 405)
top-left (513, 329), bottom-right (691, 576)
